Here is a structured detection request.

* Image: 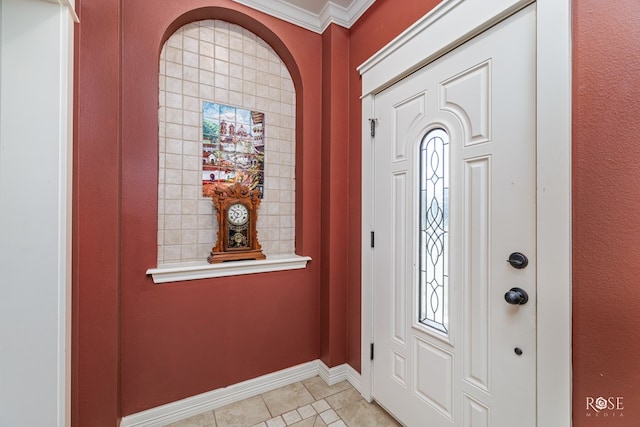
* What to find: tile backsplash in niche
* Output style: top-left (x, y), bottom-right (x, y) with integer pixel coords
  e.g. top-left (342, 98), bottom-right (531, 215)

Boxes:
top-left (158, 20), bottom-right (296, 265)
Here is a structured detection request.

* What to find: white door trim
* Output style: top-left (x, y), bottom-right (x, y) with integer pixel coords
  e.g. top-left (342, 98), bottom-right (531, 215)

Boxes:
top-left (359, 1), bottom-right (572, 426)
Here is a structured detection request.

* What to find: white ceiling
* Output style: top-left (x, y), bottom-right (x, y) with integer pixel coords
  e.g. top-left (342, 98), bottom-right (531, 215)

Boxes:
top-left (232, 0), bottom-right (376, 33)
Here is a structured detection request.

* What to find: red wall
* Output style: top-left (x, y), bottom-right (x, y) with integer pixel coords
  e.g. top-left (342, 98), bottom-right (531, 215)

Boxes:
top-left (119, 1), bottom-right (325, 417)
top-left (73, 0), bottom-right (121, 424)
top-left (74, 0), bottom-right (640, 424)
top-left (320, 24), bottom-right (350, 368)
top-left (74, 0), bottom-right (327, 424)
top-left (572, 0), bottom-right (640, 424)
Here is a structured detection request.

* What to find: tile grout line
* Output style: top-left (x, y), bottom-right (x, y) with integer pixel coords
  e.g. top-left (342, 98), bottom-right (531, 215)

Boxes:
top-left (209, 377), bottom-right (364, 427)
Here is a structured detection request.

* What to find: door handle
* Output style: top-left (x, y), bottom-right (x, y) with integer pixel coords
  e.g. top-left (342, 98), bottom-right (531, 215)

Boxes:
top-left (507, 252), bottom-right (528, 269)
top-left (504, 287), bottom-right (529, 305)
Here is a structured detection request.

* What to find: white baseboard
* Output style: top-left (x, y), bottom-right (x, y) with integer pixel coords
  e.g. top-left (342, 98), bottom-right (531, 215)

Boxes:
top-left (318, 360), bottom-right (362, 394)
top-left (120, 360), bottom-right (362, 427)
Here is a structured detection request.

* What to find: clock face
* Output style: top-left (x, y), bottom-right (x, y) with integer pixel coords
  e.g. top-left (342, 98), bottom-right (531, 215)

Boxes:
top-left (228, 203), bottom-right (249, 226)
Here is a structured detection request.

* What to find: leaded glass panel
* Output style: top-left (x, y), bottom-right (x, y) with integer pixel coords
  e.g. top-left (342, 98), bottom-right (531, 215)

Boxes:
top-left (419, 128), bottom-right (449, 334)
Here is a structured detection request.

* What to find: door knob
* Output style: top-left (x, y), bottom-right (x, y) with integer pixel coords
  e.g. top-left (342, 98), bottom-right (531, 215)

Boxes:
top-left (507, 252), bottom-right (528, 269)
top-left (504, 287), bottom-right (529, 305)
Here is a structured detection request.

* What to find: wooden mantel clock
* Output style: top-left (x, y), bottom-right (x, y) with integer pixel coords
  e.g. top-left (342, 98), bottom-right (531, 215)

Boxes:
top-left (207, 182), bottom-right (266, 263)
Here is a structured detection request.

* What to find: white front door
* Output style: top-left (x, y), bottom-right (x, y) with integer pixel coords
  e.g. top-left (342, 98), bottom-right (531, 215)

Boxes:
top-left (372, 6), bottom-right (536, 426)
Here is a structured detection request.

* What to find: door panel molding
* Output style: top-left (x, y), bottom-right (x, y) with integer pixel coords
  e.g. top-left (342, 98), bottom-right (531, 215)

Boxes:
top-left (360, 1), bottom-right (572, 425)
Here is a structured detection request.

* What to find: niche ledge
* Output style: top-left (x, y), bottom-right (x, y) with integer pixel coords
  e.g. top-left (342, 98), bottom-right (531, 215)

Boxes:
top-left (147, 254), bottom-right (312, 284)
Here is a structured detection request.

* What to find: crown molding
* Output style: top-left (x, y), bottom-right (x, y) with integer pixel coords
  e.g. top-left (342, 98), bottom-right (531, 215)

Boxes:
top-left (318, 0), bottom-right (376, 32)
top-left (232, 0), bottom-right (375, 34)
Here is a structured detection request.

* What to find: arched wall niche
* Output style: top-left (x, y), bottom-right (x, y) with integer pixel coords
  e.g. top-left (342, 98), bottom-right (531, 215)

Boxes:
top-left (156, 7), bottom-right (304, 264)
top-left (160, 7), bottom-right (303, 89)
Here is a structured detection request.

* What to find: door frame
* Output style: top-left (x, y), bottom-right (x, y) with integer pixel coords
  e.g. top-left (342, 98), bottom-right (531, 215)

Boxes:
top-left (358, 0), bottom-right (572, 425)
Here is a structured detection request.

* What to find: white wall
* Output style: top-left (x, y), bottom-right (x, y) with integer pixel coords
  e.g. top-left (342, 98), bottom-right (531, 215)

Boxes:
top-left (0, 0), bottom-right (74, 425)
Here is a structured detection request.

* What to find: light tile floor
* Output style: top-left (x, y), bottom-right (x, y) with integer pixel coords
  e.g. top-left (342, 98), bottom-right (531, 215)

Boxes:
top-left (166, 376), bottom-right (401, 427)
